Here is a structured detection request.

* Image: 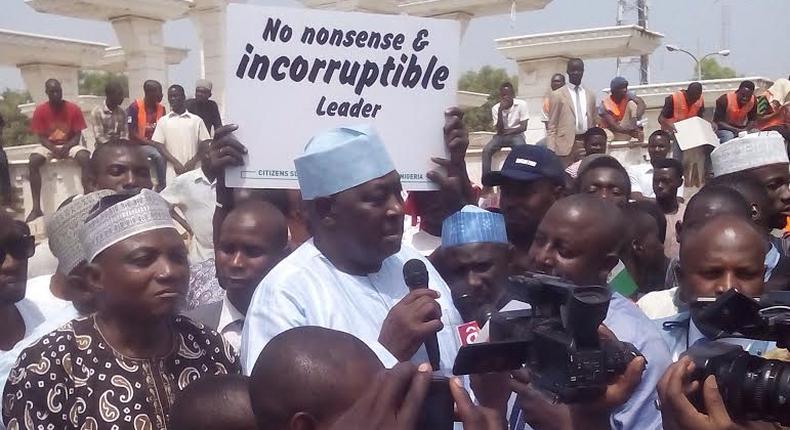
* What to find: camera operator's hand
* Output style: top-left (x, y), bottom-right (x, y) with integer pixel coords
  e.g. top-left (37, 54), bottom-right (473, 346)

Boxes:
top-left (379, 289), bottom-right (443, 362)
top-left (451, 376), bottom-right (506, 430)
top-left (509, 368), bottom-right (572, 430)
top-left (470, 372), bottom-right (512, 415)
top-left (576, 324), bottom-right (646, 411)
top-left (328, 362), bottom-right (432, 430)
top-left (657, 357), bottom-right (777, 430)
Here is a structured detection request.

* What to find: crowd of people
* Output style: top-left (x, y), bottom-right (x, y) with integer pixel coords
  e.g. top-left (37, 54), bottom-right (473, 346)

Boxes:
top-left (0, 54), bottom-right (789, 430)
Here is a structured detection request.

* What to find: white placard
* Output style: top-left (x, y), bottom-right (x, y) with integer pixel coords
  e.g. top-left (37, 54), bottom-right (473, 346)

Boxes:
top-left (674, 116), bottom-right (719, 151)
top-left (224, 4), bottom-right (460, 189)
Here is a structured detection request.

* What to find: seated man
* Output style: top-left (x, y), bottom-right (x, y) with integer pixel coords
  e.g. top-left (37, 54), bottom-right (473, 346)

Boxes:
top-left (576, 154), bottom-right (631, 207)
top-left (3, 189), bottom-right (241, 429)
top-left (187, 200), bottom-right (289, 351)
top-left (169, 374), bottom-right (256, 430)
top-left (433, 205), bottom-right (509, 323)
top-left (713, 80), bottom-right (757, 143)
top-left (654, 214), bottom-right (768, 361)
top-left (599, 77), bottom-right (646, 143)
top-left (564, 126), bottom-right (607, 179)
top-left (657, 82), bottom-right (705, 133)
top-left (481, 82), bottom-right (529, 178)
top-left (0, 217), bottom-right (37, 352)
top-left (26, 79), bottom-right (91, 222)
top-left (511, 194), bottom-right (672, 430)
top-left (90, 80), bottom-right (128, 146)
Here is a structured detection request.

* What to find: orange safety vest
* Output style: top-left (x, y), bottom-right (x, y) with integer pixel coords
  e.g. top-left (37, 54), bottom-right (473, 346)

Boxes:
top-left (757, 90), bottom-right (790, 130)
top-left (725, 91), bottom-right (755, 127)
top-left (135, 99), bottom-right (165, 140)
top-left (670, 90), bottom-right (703, 122)
top-left (602, 96), bottom-right (629, 122)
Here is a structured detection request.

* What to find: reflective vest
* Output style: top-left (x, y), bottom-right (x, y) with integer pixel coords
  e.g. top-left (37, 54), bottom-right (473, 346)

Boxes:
top-left (725, 91), bottom-right (755, 127)
top-left (602, 96), bottom-right (629, 122)
top-left (669, 90), bottom-right (703, 122)
top-left (757, 90), bottom-right (790, 130)
top-left (135, 99), bottom-right (165, 140)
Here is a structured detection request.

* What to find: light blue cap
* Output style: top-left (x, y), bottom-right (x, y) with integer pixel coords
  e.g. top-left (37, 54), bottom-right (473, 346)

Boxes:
top-left (441, 205), bottom-right (508, 248)
top-left (294, 124), bottom-right (396, 200)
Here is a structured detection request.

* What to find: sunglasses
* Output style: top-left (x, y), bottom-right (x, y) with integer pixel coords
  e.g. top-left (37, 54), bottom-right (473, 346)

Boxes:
top-left (0, 234), bottom-right (35, 266)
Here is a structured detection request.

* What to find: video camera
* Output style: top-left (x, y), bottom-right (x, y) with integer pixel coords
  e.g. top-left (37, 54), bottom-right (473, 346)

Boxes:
top-left (684, 289), bottom-right (790, 425)
top-left (452, 273), bottom-right (642, 403)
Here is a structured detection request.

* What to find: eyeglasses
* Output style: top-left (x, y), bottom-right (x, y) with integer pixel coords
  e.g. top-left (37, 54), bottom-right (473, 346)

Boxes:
top-left (0, 235), bottom-right (35, 266)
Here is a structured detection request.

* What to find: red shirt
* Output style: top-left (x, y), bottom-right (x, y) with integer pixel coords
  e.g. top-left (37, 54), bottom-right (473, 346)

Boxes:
top-left (30, 101), bottom-right (87, 145)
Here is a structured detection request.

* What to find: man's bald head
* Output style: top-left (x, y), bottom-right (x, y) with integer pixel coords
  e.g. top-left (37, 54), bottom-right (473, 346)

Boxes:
top-left (170, 375), bottom-right (256, 430)
top-left (679, 214), bottom-right (767, 301)
top-left (223, 199), bottom-right (288, 250)
top-left (249, 327), bottom-right (383, 430)
top-left (683, 185), bottom-right (751, 229)
top-left (527, 194), bottom-right (624, 285)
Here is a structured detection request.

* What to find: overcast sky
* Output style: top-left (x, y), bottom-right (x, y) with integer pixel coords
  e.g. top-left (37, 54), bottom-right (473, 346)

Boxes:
top-left (1, 0), bottom-right (788, 96)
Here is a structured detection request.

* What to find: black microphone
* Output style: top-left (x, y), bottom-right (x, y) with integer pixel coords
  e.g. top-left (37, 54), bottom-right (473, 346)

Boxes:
top-left (403, 258), bottom-right (441, 371)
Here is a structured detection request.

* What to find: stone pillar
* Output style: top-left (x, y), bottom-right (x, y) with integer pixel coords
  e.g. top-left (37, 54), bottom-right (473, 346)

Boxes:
top-left (19, 63), bottom-right (80, 104)
top-left (513, 57), bottom-right (568, 144)
top-left (111, 16), bottom-right (168, 101)
top-left (190, 6), bottom-right (227, 113)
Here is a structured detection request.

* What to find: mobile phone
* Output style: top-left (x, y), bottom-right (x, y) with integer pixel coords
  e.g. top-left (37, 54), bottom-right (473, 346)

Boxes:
top-left (418, 376), bottom-right (454, 430)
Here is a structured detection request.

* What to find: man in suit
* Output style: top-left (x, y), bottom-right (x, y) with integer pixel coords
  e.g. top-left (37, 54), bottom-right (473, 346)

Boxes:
top-left (546, 58), bottom-right (598, 167)
top-left (187, 199), bottom-right (289, 350)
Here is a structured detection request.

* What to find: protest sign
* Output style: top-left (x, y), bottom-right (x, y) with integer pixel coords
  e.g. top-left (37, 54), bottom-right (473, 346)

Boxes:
top-left (224, 4), bottom-right (460, 189)
top-left (674, 116), bottom-right (719, 151)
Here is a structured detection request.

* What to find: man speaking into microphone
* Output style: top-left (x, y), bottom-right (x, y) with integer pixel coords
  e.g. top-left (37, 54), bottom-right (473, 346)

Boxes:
top-left (240, 116), bottom-right (468, 373)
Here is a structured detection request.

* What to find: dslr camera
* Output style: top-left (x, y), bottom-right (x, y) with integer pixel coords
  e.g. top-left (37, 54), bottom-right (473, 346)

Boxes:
top-left (684, 289), bottom-right (790, 425)
top-left (452, 273), bottom-right (641, 403)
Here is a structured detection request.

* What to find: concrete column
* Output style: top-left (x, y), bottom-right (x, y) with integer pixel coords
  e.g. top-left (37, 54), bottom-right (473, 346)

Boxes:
top-left (190, 6), bottom-right (227, 113)
top-left (513, 57), bottom-right (568, 144)
top-left (111, 16), bottom-right (168, 100)
top-left (19, 63), bottom-right (80, 104)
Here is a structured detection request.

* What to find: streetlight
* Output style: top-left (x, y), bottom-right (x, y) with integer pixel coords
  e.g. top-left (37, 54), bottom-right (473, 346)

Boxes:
top-left (666, 45), bottom-right (731, 81)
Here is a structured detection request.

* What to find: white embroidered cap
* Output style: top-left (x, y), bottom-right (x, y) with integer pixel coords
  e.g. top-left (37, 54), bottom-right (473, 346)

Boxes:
top-left (79, 189), bottom-right (176, 262)
top-left (711, 131), bottom-right (789, 177)
top-left (47, 190), bottom-right (115, 274)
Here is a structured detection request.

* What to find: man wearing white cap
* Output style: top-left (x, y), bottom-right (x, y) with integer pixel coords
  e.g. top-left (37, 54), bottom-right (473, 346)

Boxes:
top-left (711, 131), bottom-right (790, 252)
top-left (239, 121), bottom-right (466, 373)
top-left (187, 79), bottom-right (222, 135)
top-left (0, 190), bottom-right (113, 407)
top-left (3, 189), bottom-right (240, 429)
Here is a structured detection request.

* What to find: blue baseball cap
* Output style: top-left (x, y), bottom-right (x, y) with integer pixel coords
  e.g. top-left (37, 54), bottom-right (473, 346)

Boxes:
top-left (482, 145), bottom-right (566, 187)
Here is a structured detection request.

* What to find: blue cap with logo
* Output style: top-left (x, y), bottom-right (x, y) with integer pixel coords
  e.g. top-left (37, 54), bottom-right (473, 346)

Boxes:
top-left (482, 145), bottom-right (565, 187)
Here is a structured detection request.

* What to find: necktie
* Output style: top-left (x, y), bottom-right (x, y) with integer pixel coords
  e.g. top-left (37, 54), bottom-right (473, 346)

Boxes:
top-left (574, 86), bottom-right (585, 132)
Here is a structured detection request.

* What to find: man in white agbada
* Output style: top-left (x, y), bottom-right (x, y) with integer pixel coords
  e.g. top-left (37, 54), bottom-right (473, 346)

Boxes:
top-left (240, 125), bottom-right (463, 372)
